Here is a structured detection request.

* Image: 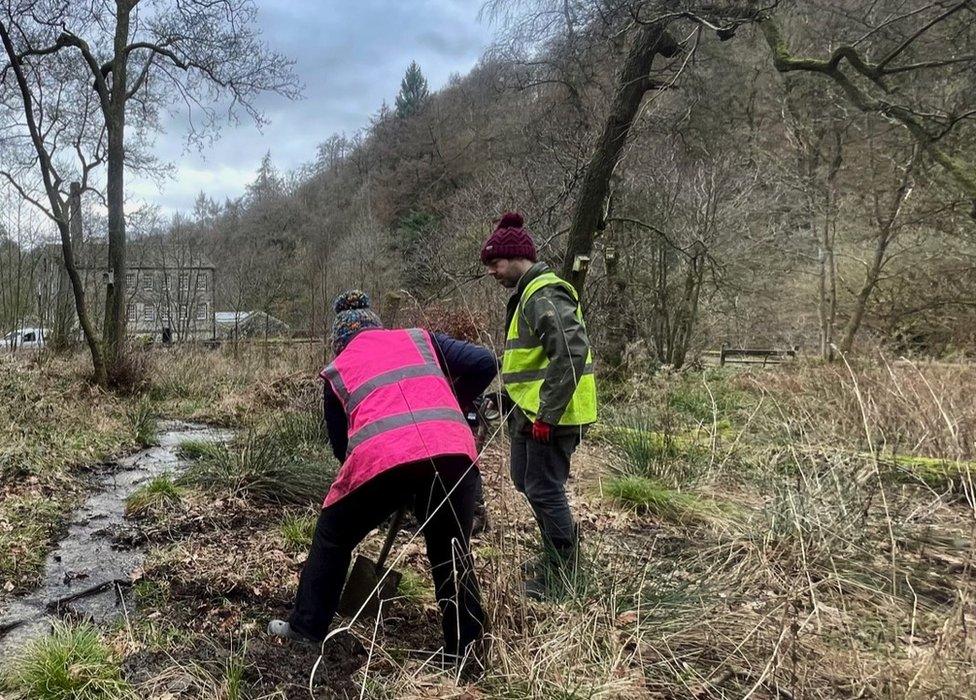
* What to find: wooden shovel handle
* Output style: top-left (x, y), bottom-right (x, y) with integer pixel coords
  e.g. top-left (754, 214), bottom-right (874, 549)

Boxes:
top-left (375, 507), bottom-right (407, 571)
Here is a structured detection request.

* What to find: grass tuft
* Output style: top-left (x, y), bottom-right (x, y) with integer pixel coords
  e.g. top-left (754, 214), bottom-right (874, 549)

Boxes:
top-left (180, 425), bottom-right (335, 505)
top-left (1, 620), bottom-right (132, 699)
top-left (130, 397), bottom-right (157, 447)
top-left (178, 438), bottom-right (225, 461)
top-left (605, 475), bottom-right (715, 524)
top-left (396, 569), bottom-right (433, 605)
top-left (221, 647), bottom-right (249, 700)
top-left (603, 414), bottom-right (708, 487)
top-left (279, 511), bottom-right (317, 550)
top-left (125, 475), bottom-right (184, 516)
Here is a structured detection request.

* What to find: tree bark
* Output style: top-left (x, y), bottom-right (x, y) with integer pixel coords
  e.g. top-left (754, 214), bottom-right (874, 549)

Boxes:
top-left (839, 151), bottom-right (916, 353)
top-left (561, 21), bottom-right (680, 292)
top-left (102, 1), bottom-right (132, 374)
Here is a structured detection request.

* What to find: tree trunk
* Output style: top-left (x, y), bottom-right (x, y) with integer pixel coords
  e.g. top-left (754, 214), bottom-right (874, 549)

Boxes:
top-left (671, 244), bottom-right (706, 369)
top-left (53, 184), bottom-right (83, 349)
top-left (603, 225), bottom-right (629, 377)
top-left (839, 151), bottom-right (916, 353)
top-left (561, 21), bottom-right (680, 292)
top-left (103, 1), bottom-right (132, 375)
top-left (819, 129), bottom-right (843, 361)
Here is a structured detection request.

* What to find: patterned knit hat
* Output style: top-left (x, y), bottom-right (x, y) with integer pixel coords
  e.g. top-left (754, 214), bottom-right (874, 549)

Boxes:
top-left (480, 212), bottom-right (537, 264)
top-left (330, 290), bottom-right (383, 354)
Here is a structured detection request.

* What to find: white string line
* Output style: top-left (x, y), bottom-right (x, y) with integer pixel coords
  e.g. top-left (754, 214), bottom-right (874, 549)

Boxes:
top-left (317, 288), bottom-right (500, 684)
top-left (308, 398), bottom-right (517, 694)
top-left (311, 279), bottom-right (584, 688)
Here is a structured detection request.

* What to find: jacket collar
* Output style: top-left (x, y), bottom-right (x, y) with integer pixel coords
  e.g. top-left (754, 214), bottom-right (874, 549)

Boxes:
top-left (514, 261), bottom-right (550, 298)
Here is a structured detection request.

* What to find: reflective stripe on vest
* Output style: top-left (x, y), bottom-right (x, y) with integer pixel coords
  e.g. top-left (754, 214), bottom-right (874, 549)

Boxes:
top-left (347, 407), bottom-right (471, 452)
top-left (319, 328), bottom-right (478, 507)
top-left (324, 329), bottom-right (443, 414)
top-left (501, 272), bottom-right (597, 425)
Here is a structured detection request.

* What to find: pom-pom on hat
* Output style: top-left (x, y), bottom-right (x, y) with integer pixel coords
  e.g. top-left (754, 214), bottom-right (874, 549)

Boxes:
top-left (330, 289), bottom-right (383, 354)
top-left (480, 211), bottom-right (537, 264)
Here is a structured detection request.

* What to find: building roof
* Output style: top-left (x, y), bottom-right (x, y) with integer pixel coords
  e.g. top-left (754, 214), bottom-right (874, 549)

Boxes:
top-left (214, 311), bottom-right (288, 327)
top-left (215, 311), bottom-right (254, 325)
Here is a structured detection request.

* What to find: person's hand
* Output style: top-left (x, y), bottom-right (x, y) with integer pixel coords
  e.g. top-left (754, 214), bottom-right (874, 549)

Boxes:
top-left (531, 419), bottom-right (552, 444)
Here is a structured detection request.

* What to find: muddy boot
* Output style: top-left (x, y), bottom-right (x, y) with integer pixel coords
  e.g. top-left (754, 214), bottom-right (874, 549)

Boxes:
top-left (523, 528), bottom-right (581, 601)
top-left (471, 501), bottom-right (490, 536)
top-left (267, 619), bottom-right (321, 646)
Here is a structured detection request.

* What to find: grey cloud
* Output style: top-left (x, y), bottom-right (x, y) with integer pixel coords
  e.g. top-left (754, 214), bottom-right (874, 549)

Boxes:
top-left (132, 0), bottom-right (488, 214)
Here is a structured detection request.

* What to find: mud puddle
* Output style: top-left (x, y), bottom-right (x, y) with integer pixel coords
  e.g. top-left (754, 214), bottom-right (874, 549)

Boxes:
top-left (0, 421), bottom-right (232, 659)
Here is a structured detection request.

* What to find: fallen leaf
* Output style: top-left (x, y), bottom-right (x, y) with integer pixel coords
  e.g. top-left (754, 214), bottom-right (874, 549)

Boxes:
top-left (616, 610), bottom-right (639, 626)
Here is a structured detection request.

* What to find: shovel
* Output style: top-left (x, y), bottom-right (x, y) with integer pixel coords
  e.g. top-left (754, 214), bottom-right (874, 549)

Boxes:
top-left (337, 507), bottom-right (407, 620)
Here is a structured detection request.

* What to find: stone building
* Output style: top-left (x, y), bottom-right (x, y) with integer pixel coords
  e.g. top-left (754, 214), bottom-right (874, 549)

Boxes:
top-left (40, 239), bottom-right (216, 343)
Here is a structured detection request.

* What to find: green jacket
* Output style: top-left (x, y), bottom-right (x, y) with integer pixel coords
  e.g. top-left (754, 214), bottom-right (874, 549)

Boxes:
top-left (505, 262), bottom-right (594, 434)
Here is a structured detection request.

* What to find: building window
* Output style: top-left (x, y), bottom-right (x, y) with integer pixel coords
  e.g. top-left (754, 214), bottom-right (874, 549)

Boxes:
top-left (126, 272), bottom-right (135, 289)
top-left (143, 273), bottom-right (154, 292)
top-left (179, 273), bottom-right (190, 292)
top-left (196, 304), bottom-right (207, 321)
top-left (179, 304), bottom-right (189, 320)
top-left (196, 273), bottom-right (208, 291)
top-left (144, 306), bottom-right (155, 322)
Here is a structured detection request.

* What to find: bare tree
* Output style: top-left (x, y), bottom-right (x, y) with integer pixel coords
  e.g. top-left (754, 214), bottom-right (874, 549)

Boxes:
top-left (0, 0), bottom-right (300, 384)
top-left (839, 145), bottom-right (919, 353)
top-left (760, 2), bottom-right (976, 215)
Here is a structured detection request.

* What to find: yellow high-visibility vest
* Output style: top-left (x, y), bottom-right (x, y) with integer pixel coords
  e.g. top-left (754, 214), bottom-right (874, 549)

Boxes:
top-left (501, 272), bottom-right (597, 425)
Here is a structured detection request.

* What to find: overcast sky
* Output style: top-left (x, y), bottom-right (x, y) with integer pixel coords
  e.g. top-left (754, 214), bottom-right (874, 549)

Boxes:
top-left (128, 0), bottom-right (491, 216)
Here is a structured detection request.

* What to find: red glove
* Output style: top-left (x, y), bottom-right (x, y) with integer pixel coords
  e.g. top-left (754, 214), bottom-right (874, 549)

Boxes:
top-left (531, 419), bottom-right (552, 444)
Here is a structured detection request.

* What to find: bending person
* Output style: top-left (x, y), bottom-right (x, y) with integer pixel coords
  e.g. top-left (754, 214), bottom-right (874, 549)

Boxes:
top-left (268, 290), bottom-right (492, 663)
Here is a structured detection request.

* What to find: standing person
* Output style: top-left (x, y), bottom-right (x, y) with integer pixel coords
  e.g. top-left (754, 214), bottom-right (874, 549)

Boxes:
top-left (481, 212), bottom-right (597, 598)
top-left (268, 291), bottom-right (494, 664)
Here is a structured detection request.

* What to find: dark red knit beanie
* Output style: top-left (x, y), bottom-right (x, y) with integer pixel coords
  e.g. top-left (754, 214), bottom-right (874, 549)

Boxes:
top-left (480, 212), bottom-right (537, 264)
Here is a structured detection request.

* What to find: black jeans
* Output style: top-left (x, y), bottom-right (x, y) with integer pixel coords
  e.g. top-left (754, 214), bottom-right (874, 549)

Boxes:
top-left (289, 457), bottom-right (484, 656)
top-left (509, 426), bottom-right (581, 553)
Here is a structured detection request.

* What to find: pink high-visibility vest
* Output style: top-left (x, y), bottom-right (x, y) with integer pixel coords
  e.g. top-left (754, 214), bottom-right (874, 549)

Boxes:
top-left (319, 328), bottom-right (478, 507)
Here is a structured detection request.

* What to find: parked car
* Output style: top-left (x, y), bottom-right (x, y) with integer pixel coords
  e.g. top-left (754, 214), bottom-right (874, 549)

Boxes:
top-left (1, 327), bottom-right (48, 351)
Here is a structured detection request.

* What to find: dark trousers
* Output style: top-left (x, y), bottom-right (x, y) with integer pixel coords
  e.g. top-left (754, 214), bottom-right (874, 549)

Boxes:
top-left (509, 427), bottom-right (581, 553)
top-left (289, 457), bottom-right (485, 656)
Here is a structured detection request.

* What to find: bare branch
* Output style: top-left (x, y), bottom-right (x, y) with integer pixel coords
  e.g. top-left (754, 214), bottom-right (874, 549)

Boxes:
top-left (0, 170), bottom-right (58, 222)
top-left (876, 0), bottom-right (970, 70)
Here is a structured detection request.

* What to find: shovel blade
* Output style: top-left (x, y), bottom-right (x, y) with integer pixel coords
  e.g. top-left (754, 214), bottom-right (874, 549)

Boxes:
top-left (337, 554), bottom-right (402, 620)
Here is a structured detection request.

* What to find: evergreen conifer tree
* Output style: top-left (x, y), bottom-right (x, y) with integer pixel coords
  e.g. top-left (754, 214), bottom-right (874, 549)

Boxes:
top-left (395, 61), bottom-right (430, 118)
